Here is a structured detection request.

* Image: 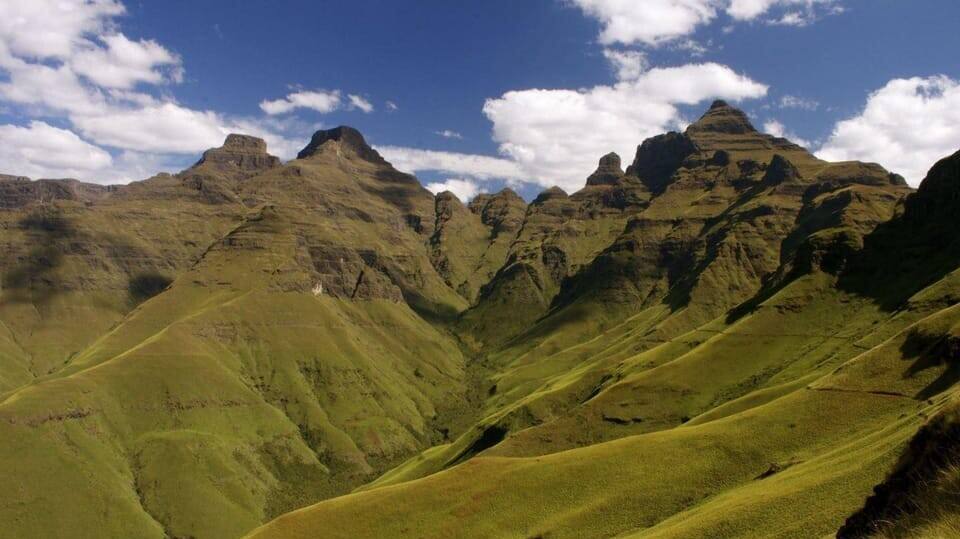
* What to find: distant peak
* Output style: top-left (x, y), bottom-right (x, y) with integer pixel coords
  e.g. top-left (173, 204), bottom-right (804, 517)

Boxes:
top-left (222, 134), bottom-right (268, 152)
top-left (435, 190), bottom-right (465, 205)
top-left (709, 99), bottom-right (731, 110)
top-left (586, 152), bottom-right (626, 186)
top-left (533, 186), bottom-right (568, 204)
top-left (297, 126), bottom-right (384, 164)
top-left (687, 100), bottom-right (757, 135)
top-left (192, 133), bottom-right (279, 173)
top-left (492, 187), bottom-right (523, 202)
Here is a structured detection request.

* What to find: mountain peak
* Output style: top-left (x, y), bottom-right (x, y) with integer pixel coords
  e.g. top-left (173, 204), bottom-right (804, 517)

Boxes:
top-left (586, 152), bottom-right (626, 186)
top-left (222, 134), bottom-right (269, 153)
top-left (533, 186), bottom-right (568, 204)
top-left (192, 134), bottom-right (280, 174)
top-left (687, 100), bottom-right (757, 135)
top-left (297, 126), bottom-right (385, 164)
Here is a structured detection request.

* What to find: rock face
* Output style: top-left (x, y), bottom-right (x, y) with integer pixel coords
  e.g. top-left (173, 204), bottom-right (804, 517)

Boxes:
top-left (297, 125), bottom-right (386, 164)
top-left (0, 177), bottom-right (114, 209)
top-left (191, 134), bottom-right (281, 176)
top-left (686, 99), bottom-right (757, 135)
top-left (586, 153), bottom-right (626, 186)
top-left (904, 149), bottom-right (960, 224)
top-left (626, 132), bottom-right (697, 194)
top-left (761, 154), bottom-right (803, 185)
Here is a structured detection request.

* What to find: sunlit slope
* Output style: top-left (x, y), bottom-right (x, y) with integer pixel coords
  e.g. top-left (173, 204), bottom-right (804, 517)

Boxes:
top-left (0, 135), bottom-right (277, 391)
top-left (456, 153), bottom-right (651, 349)
top-left (250, 135), bottom-right (960, 538)
top-left (248, 267), bottom-right (960, 539)
top-left (245, 341), bottom-right (945, 538)
top-left (355, 105), bottom-right (912, 488)
top-left (0, 130), bottom-right (478, 539)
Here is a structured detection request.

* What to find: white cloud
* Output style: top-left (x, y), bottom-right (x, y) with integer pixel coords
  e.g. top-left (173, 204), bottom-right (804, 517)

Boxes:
top-left (673, 38), bottom-right (709, 57)
top-left (779, 94), bottom-right (819, 110)
top-left (0, 55), bottom-right (106, 117)
top-left (72, 102), bottom-right (228, 154)
top-left (424, 178), bottom-right (482, 202)
top-left (603, 49), bottom-right (648, 81)
top-left (377, 146), bottom-right (527, 182)
top-left (260, 90), bottom-right (374, 115)
top-left (347, 94), bottom-right (374, 113)
top-left (763, 119), bottom-right (810, 148)
top-left (260, 90), bottom-right (342, 115)
top-left (0, 121), bottom-right (112, 179)
top-left (71, 33), bottom-right (182, 89)
top-left (0, 0), bottom-right (124, 59)
top-left (482, 62), bottom-right (768, 190)
top-left (434, 129), bottom-right (464, 140)
top-left (570, 0), bottom-right (843, 47)
top-left (818, 76), bottom-right (960, 186)
top-left (727, 0), bottom-right (840, 22)
top-left (570, 0), bottom-right (720, 46)
top-left (385, 100), bottom-right (399, 111)
top-left (0, 0), bottom-right (305, 184)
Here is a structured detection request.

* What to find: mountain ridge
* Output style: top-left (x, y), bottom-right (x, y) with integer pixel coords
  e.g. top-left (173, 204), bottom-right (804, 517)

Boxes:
top-left (2, 102), bottom-right (959, 539)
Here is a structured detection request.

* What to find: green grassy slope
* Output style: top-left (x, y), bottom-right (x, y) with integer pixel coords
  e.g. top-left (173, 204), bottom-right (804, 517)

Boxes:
top-left (2, 103), bottom-right (957, 539)
top-left (0, 136), bottom-right (277, 390)
top-left (353, 103), bottom-right (913, 490)
top-left (248, 249), bottom-right (960, 539)
top-left (0, 130), bottom-right (482, 539)
top-left (249, 118), bottom-right (960, 538)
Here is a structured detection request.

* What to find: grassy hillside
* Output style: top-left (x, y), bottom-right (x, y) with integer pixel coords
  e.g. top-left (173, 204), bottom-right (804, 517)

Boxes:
top-left (0, 130), bottom-right (481, 538)
top-left (249, 110), bottom-right (960, 539)
top-left (2, 103), bottom-right (958, 539)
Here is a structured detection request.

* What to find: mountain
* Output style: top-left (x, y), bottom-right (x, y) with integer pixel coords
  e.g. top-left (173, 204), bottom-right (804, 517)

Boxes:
top-left (0, 102), bottom-right (957, 539)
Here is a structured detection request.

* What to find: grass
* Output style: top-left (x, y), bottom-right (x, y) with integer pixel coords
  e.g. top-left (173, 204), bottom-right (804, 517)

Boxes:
top-left (1, 114), bottom-right (956, 539)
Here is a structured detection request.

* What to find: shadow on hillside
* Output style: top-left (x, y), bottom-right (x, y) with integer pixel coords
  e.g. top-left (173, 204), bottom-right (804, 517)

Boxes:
top-left (900, 329), bottom-right (960, 401)
top-left (1, 210), bottom-right (76, 304)
top-left (839, 150), bottom-right (960, 311)
top-left (128, 272), bottom-right (173, 305)
top-left (837, 210), bottom-right (960, 312)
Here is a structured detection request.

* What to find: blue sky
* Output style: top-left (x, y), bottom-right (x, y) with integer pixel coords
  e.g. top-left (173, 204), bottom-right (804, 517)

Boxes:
top-left (1, 0), bottom-right (959, 200)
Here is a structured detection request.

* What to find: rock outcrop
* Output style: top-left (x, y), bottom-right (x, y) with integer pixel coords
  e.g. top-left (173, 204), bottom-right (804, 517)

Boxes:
top-left (191, 134), bottom-right (281, 176)
top-left (297, 125), bottom-right (386, 164)
top-left (586, 153), bottom-right (627, 186)
top-left (626, 132), bottom-right (697, 194)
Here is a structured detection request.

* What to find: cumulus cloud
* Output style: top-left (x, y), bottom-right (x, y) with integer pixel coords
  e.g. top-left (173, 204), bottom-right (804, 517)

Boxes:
top-left (818, 76), bottom-right (960, 186)
top-left (763, 119), bottom-right (810, 148)
top-left (71, 33), bottom-right (182, 89)
top-left (434, 129), bottom-right (464, 140)
top-left (603, 49), bottom-right (648, 81)
top-left (570, 0), bottom-right (720, 46)
top-left (0, 121), bottom-right (112, 179)
top-left (72, 102), bottom-right (227, 154)
top-left (377, 146), bottom-right (527, 182)
top-left (0, 0), bottom-right (306, 184)
top-left (379, 62), bottom-right (767, 193)
top-left (424, 178), bottom-right (482, 202)
top-left (482, 62), bottom-right (768, 190)
top-left (0, 0), bottom-right (125, 59)
top-left (260, 90), bottom-right (343, 115)
top-left (570, 0), bottom-right (844, 46)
